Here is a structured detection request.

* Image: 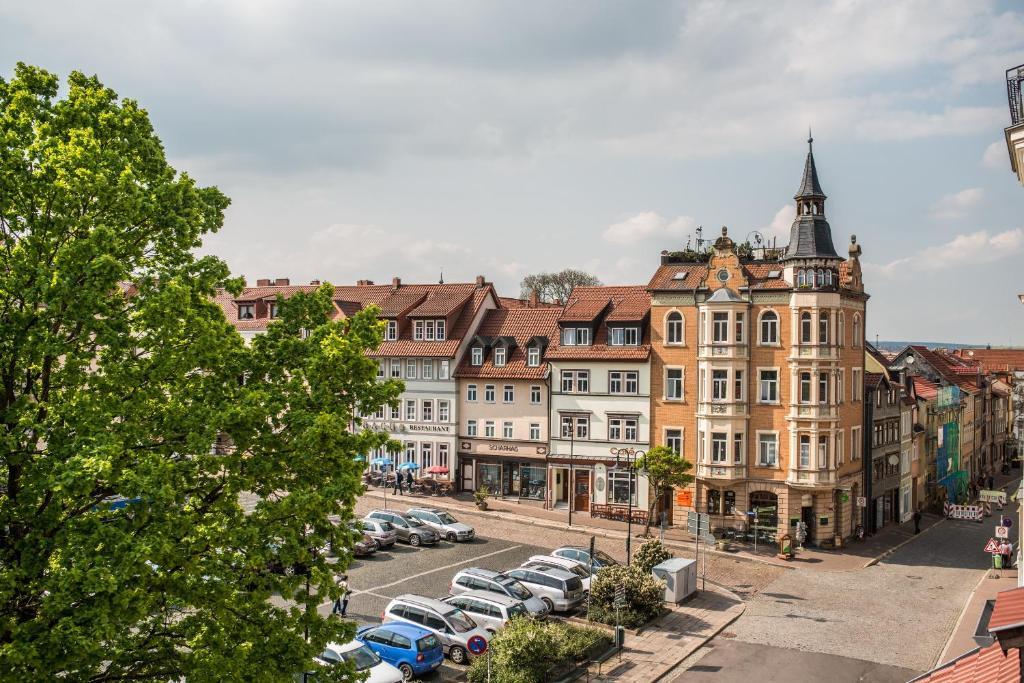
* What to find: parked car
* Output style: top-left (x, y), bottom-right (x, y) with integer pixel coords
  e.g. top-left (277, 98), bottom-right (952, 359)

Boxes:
top-left (356, 622), bottom-right (444, 681)
top-left (551, 546), bottom-right (619, 570)
top-left (522, 556), bottom-right (591, 593)
top-left (504, 566), bottom-right (585, 612)
top-left (365, 510), bottom-right (440, 547)
top-left (382, 594), bottom-right (490, 665)
top-left (302, 639), bottom-right (403, 683)
top-left (352, 529), bottom-right (378, 558)
top-left (360, 518), bottom-right (398, 549)
top-left (406, 507), bottom-right (475, 542)
top-left (443, 590), bottom-right (530, 634)
top-left (267, 541), bottom-right (310, 576)
top-left (449, 567), bottom-right (549, 618)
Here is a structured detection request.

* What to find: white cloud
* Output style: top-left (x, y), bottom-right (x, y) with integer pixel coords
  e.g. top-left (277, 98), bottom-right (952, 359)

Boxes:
top-left (602, 212), bottom-right (696, 244)
top-left (929, 187), bottom-right (983, 220)
top-left (865, 228), bottom-right (1024, 277)
top-left (982, 140), bottom-right (1007, 169)
top-left (763, 204), bottom-right (795, 246)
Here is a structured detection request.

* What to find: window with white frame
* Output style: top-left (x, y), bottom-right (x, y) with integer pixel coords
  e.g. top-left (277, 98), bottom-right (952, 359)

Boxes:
top-left (837, 312), bottom-right (845, 347)
top-left (665, 429), bottom-right (682, 455)
top-left (530, 385), bottom-right (541, 404)
top-left (711, 433), bottom-right (728, 463)
top-left (733, 433), bottom-right (744, 464)
top-left (438, 443), bottom-right (449, 468)
top-left (484, 421), bottom-right (495, 438)
top-left (527, 346), bottom-right (541, 366)
top-left (759, 310), bottom-right (778, 344)
top-left (609, 327), bottom-right (639, 346)
top-left (835, 431), bottom-right (844, 466)
top-left (853, 314), bottom-right (862, 347)
top-left (439, 360), bottom-right (449, 379)
top-left (413, 321), bottom-right (423, 340)
top-left (800, 372), bottom-right (812, 404)
top-left (438, 400), bottom-right (449, 422)
top-left (818, 372), bottom-right (829, 404)
top-left (238, 304), bottom-right (254, 320)
top-left (666, 368), bottom-right (683, 400)
top-left (800, 312), bottom-right (812, 344)
top-left (799, 435), bottom-right (811, 467)
top-left (818, 312), bottom-right (829, 345)
top-left (503, 385), bottom-right (514, 403)
top-left (609, 371), bottom-right (639, 395)
top-left (734, 370), bottom-right (744, 402)
top-left (735, 312), bottom-right (744, 344)
top-left (503, 421), bottom-right (513, 439)
top-left (373, 405), bottom-right (385, 419)
top-left (471, 347), bottom-right (483, 366)
top-left (422, 359), bottom-right (433, 379)
top-left (421, 400), bottom-right (433, 422)
top-left (390, 404), bottom-right (400, 420)
top-left (608, 417), bottom-right (638, 442)
top-left (818, 435), bottom-right (829, 468)
top-left (560, 415), bottom-right (589, 439)
top-left (712, 312), bottom-right (729, 343)
top-left (666, 311), bottom-right (684, 344)
top-left (853, 368), bottom-right (862, 402)
top-left (390, 359), bottom-right (402, 378)
top-left (406, 359), bottom-right (417, 379)
top-left (560, 370), bottom-right (589, 393)
top-left (852, 426), bottom-right (862, 459)
top-left (484, 385), bottom-right (495, 402)
top-left (467, 384), bottom-right (477, 401)
top-left (561, 327), bottom-right (591, 346)
top-left (467, 420), bottom-right (477, 437)
top-left (421, 442), bottom-right (433, 468)
top-left (758, 433), bottom-right (778, 466)
top-left (377, 361), bottom-right (386, 379)
top-left (529, 423), bottom-right (540, 440)
top-left (424, 320), bottom-right (435, 341)
top-left (607, 470), bottom-right (636, 506)
top-left (759, 369), bottom-right (778, 403)
top-left (712, 370), bottom-right (728, 400)
top-left (405, 399), bottom-right (416, 421)
top-left (436, 320), bottom-right (446, 340)
top-left (405, 442), bottom-right (416, 462)
top-left (386, 320), bottom-right (398, 340)
top-left (493, 347), bottom-right (507, 366)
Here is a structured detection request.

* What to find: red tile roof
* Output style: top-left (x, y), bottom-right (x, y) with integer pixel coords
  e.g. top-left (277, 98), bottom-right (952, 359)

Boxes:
top-left (912, 376), bottom-right (939, 401)
top-left (646, 264), bottom-right (708, 291)
top-left (911, 641), bottom-right (1021, 683)
top-left (910, 346), bottom-right (980, 395)
top-left (546, 286), bottom-right (651, 361)
top-left (455, 308), bottom-right (562, 379)
top-left (742, 262), bottom-right (790, 290)
top-left (499, 297), bottom-right (561, 309)
top-left (953, 348), bottom-right (1024, 374)
top-left (988, 587), bottom-right (1024, 634)
top-left (559, 297), bottom-right (610, 323)
top-left (864, 372), bottom-right (885, 390)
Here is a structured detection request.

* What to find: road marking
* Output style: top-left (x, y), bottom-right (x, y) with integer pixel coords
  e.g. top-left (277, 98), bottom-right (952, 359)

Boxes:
top-left (318, 543), bottom-right (524, 608)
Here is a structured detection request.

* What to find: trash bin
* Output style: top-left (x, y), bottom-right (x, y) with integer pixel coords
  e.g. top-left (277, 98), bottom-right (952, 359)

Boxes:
top-left (652, 558), bottom-right (697, 603)
top-left (994, 553), bottom-right (1004, 570)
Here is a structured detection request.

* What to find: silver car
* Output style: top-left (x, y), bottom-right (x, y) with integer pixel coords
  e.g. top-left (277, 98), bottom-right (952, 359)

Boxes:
top-left (449, 567), bottom-right (549, 618)
top-left (443, 590), bottom-right (530, 634)
top-left (365, 510), bottom-right (440, 547)
top-left (523, 556), bottom-right (592, 593)
top-left (504, 566), bottom-right (585, 612)
top-left (360, 518), bottom-right (398, 549)
top-left (406, 507), bottom-right (475, 542)
top-left (382, 594), bottom-right (490, 666)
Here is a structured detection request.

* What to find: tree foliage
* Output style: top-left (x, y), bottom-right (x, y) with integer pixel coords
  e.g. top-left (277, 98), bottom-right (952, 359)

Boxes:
top-left (588, 565), bottom-right (665, 629)
top-left (631, 539), bottom-right (673, 576)
top-left (0, 63), bottom-right (401, 682)
top-left (519, 269), bottom-right (600, 303)
top-left (635, 446), bottom-right (694, 536)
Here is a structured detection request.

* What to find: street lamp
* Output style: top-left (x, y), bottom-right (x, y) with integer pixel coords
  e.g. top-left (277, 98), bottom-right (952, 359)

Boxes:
top-left (613, 447), bottom-right (646, 566)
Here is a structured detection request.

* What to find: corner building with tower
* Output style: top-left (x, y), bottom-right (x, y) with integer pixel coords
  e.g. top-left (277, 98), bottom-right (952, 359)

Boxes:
top-left (648, 139), bottom-right (869, 546)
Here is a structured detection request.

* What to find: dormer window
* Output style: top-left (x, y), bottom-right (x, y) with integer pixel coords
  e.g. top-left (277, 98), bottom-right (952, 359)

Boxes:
top-left (608, 327), bottom-right (640, 346)
top-left (238, 304), bottom-right (254, 320)
top-left (471, 347), bottom-right (483, 366)
top-left (268, 302), bottom-right (279, 319)
top-left (425, 320), bottom-right (435, 340)
top-left (562, 327), bottom-right (591, 346)
top-left (494, 347), bottom-right (507, 366)
top-left (414, 319), bottom-right (446, 341)
top-left (436, 320), bottom-right (446, 340)
top-left (527, 346), bottom-right (541, 367)
top-left (386, 320), bottom-right (398, 340)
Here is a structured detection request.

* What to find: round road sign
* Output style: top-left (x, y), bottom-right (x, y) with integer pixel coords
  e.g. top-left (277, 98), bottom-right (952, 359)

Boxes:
top-left (467, 635), bottom-right (488, 655)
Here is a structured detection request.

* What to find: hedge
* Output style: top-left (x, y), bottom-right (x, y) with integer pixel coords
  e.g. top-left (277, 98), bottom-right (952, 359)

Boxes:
top-left (466, 618), bottom-right (610, 683)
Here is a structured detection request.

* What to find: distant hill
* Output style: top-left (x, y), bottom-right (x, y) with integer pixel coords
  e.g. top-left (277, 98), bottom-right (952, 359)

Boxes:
top-left (875, 341), bottom-right (979, 352)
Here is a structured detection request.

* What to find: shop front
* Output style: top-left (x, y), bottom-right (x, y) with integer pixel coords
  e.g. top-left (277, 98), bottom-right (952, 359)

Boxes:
top-left (458, 438), bottom-right (549, 505)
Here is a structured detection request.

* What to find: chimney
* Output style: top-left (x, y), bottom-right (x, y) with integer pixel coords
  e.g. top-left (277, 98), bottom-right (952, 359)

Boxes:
top-left (475, 275), bottom-right (486, 287)
top-left (392, 277), bottom-right (401, 290)
top-left (310, 279), bottom-right (321, 285)
top-left (553, 298), bottom-right (562, 306)
top-left (529, 289), bottom-right (539, 308)
top-left (256, 278), bottom-right (271, 287)
top-left (274, 278), bottom-right (290, 286)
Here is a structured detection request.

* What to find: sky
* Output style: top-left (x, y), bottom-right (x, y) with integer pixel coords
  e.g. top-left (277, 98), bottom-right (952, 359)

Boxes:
top-left (2, 1), bottom-right (1024, 344)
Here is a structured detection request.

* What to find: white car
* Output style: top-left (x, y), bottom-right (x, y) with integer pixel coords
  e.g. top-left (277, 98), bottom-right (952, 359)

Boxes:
top-left (306, 640), bottom-right (403, 683)
top-left (523, 555), bottom-right (592, 593)
top-left (442, 590), bottom-right (531, 633)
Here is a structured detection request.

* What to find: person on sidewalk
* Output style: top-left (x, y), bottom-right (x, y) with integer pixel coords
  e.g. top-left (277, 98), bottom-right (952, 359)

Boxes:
top-left (394, 470), bottom-right (403, 496)
top-left (987, 473), bottom-right (995, 491)
top-left (999, 540), bottom-right (1013, 570)
top-left (406, 469), bottom-right (414, 493)
top-left (913, 508), bottom-right (922, 534)
top-left (331, 574), bottom-right (350, 617)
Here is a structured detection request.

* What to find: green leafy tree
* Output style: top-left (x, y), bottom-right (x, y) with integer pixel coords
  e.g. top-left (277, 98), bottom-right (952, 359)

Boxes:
top-left (0, 63), bottom-right (401, 682)
top-left (632, 539), bottom-right (673, 576)
top-left (519, 269), bottom-right (600, 303)
top-left (588, 565), bottom-right (665, 629)
top-left (635, 445), bottom-right (694, 536)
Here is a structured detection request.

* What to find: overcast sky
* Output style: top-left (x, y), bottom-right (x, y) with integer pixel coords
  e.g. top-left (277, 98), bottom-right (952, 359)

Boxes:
top-left (3, 1), bottom-right (1024, 344)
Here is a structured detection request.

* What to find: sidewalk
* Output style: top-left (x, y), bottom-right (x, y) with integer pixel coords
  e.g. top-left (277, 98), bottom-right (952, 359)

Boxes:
top-left (585, 584), bottom-right (745, 683)
top-left (938, 567), bottom-right (1020, 666)
top-left (359, 486), bottom-right (931, 572)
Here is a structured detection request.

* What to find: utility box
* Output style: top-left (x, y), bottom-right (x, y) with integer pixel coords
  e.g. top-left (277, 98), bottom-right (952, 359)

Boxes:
top-left (652, 557), bottom-right (697, 603)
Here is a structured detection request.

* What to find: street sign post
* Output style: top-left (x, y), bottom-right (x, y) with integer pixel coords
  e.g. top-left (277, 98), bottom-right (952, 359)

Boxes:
top-left (467, 635), bottom-right (488, 656)
top-left (996, 526), bottom-right (1010, 539)
top-left (856, 496), bottom-right (867, 507)
top-left (985, 538), bottom-right (1000, 553)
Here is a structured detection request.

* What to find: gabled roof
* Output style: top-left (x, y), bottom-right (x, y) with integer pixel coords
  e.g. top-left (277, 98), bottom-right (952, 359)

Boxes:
top-left (559, 297), bottom-right (611, 323)
top-left (647, 264), bottom-right (709, 291)
top-left (455, 307), bottom-right (562, 380)
top-left (546, 286), bottom-right (650, 362)
top-left (864, 372), bottom-right (885, 391)
top-left (952, 348), bottom-right (1024, 374)
top-left (988, 587), bottom-right (1024, 634)
top-left (908, 346), bottom-right (980, 395)
top-left (909, 640), bottom-right (1021, 683)
top-left (912, 376), bottom-right (939, 401)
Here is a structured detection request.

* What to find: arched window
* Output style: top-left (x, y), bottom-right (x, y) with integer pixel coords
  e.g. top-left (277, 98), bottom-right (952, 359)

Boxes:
top-left (818, 312), bottom-right (829, 345)
top-left (800, 312), bottom-right (812, 344)
top-left (797, 270), bottom-right (806, 287)
top-left (759, 310), bottom-right (779, 344)
top-left (853, 314), bottom-right (862, 347)
top-left (665, 311), bottom-right (684, 345)
top-left (816, 269), bottom-right (825, 287)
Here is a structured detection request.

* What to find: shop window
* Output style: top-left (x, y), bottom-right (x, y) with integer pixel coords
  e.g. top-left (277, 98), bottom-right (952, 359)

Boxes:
top-left (724, 491), bottom-right (736, 515)
top-left (608, 471), bottom-right (636, 506)
top-left (707, 489), bottom-right (721, 514)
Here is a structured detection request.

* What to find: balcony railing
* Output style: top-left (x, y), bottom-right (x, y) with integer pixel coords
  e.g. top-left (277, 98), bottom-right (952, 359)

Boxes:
top-left (698, 400), bottom-right (748, 418)
top-left (698, 343), bottom-right (748, 360)
top-left (698, 463), bottom-right (747, 480)
top-left (789, 404), bottom-right (838, 420)
top-left (789, 344), bottom-right (839, 361)
top-left (1009, 64), bottom-right (1024, 126)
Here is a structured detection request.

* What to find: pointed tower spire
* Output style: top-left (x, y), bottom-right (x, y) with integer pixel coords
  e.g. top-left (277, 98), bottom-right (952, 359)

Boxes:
top-left (795, 131), bottom-right (826, 200)
top-left (784, 134), bottom-right (839, 260)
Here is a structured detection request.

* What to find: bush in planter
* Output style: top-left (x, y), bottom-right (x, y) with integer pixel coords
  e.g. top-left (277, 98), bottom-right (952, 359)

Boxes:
top-left (632, 539), bottom-right (673, 576)
top-left (473, 485), bottom-right (490, 507)
top-left (588, 564), bottom-right (665, 628)
top-left (466, 618), bottom-right (610, 683)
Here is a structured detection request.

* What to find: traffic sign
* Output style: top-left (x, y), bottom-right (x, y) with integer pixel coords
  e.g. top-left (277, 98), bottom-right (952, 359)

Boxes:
top-left (856, 497), bottom-right (867, 507)
top-left (687, 511), bottom-right (710, 536)
top-left (996, 526), bottom-right (1010, 539)
top-left (1003, 517), bottom-right (1014, 528)
top-left (985, 538), bottom-right (1000, 553)
top-left (467, 635), bottom-right (488, 655)
top-left (614, 583), bottom-right (626, 609)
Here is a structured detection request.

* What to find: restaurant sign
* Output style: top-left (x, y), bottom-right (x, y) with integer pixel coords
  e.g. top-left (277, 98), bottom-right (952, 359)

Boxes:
top-left (364, 420), bottom-right (453, 434)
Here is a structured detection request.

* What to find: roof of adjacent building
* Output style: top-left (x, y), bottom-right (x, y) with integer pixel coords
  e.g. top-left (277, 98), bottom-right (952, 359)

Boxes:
top-left (907, 346), bottom-right (981, 395)
top-left (546, 286), bottom-right (651, 362)
top-left (864, 372), bottom-right (885, 391)
top-left (909, 640), bottom-right (1021, 683)
top-left (911, 376), bottom-right (940, 401)
top-left (646, 261), bottom-right (852, 293)
top-left (952, 348), bottom-right (1024, 374)
top-left (454, 307), bottom-right (562, 380)
top-left (988, 587), bottom-right (1024, 634)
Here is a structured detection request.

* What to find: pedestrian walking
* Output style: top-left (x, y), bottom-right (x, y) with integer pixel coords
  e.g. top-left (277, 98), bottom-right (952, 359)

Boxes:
top-left (406, 469), bottom-right (414, 492)
top-left (331, 574), bottom-right (350, 617)
top-left (394, 470), bottom-right (402, 495)
top-left (912, 508), bottom-right (922, 534)
top-left (999, 540), bottom-right (1013, 570)
top-left (987, 474), bottom-right (995, 491)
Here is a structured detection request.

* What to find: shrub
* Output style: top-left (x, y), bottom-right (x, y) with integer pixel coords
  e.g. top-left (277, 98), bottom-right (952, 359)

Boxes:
top-left (588, 564), bottom-right (665, 628)
top-left (466, 618), bottom-right (610, 683)
top-left (632, 539), bottom-right (673, 576)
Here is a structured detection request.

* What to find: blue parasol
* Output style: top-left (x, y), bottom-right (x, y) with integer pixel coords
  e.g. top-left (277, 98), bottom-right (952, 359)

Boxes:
top-left (398, 462), bottom-right (420, 471)
top-left (370, 457), bottom-right (394, 467)
top-left (354, 455), bottom-right (366, 462)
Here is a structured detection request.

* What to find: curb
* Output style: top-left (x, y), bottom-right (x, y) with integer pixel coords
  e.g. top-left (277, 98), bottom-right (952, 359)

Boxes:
top-left (936, 568), bottom-right (993, 667)
top-left (652, 586), bottom-right (746, 682)
top-left (861, 518), bottom-right (946, 569)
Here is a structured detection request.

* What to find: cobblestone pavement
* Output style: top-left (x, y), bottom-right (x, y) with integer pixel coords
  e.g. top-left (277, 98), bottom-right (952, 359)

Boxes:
top-left (726, 508), bottom-right (1020, 672)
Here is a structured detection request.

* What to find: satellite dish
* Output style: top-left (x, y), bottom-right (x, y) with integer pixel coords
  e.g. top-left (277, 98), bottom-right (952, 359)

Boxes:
top-left (746, 231), bottom-right (764, 247)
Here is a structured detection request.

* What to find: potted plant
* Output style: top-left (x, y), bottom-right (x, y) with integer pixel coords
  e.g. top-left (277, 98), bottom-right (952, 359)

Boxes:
top-left (473, 485), bottom-right (490, 511)
top-left (715, 535), bottom-right (729, 552)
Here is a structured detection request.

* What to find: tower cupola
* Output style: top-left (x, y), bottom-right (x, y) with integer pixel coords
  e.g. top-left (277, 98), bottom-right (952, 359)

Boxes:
top-left (784, 134), bottom-right (840, 261)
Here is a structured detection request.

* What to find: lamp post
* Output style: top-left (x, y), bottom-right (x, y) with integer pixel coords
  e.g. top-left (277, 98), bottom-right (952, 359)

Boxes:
top-left (567, 420), bottom-right (575, 528)
top-left (614, 447), bottom-right (646, 566)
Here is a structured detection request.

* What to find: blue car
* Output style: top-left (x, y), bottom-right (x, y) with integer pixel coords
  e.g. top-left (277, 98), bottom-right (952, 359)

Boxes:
top-left (356, 623), bottom-right (444, 680)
